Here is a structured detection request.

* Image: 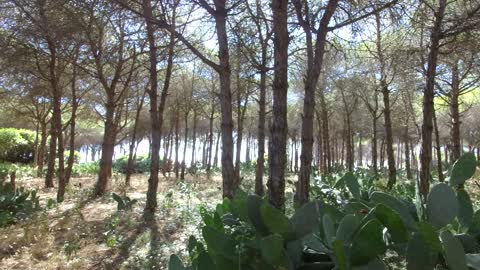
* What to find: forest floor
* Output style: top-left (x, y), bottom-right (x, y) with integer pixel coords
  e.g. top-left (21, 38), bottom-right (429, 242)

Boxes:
top-left (0, 173), bottom-right (225, 270)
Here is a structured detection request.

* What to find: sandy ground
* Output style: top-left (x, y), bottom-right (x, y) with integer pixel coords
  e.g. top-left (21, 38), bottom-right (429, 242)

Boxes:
top-left (0, 173), bottom-right (223, 270)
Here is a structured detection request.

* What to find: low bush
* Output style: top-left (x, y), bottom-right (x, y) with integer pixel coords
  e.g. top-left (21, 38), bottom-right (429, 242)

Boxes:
top-left (71, 161), bottom-right (100, 177)
top-left (113, 154), bottom-right (162, 174)
top-left (0, 182), bottom-right (41, 227)
top-left (0, 128), bottom-right (35, 164)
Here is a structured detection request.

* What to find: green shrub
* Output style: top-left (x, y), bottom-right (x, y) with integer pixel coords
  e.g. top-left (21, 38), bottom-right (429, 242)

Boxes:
top-left (0, 128), bottom-right (35, 164)
top-left (71, 161), bottom-right (100, 177)
top-left (0, 182), bottom-right (41, 227)
top-left (169, 153), bottom-right (480, 270)
top-left (0, 163), bottom-right (35, 181)
top-left (112, 193), bottom-right (137, 211)
top-left (112, 154), bottom-right (161, 174)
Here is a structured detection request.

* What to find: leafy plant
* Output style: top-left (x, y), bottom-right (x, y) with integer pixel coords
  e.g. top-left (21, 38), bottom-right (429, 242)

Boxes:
top-left (168, 153), bottom-right (480, 270)
top-left (0, 128), bottom-right (35, 164)
top-left (112, 193), bottom-right (137, 211)
top-left (0, 182), bottom-right (41, 227)
top-left (63, 238), bottom-right (81, 260)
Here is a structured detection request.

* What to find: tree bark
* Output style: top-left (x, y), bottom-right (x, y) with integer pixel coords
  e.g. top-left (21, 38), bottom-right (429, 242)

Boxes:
top-left (37, 121), bottom-right (48, 177)
top-left (214, 132), bottom-right (220, 168)
top-left (126, 91), bottom-right (145, 186)
top-left (144, 0), bottom-right (175, 216)
top-left (419, 0), bottom-right (447, 199)
top-left (433, 107), bottom-right (444, 182)
top-left (95, 103), bottom-right (116, 196)
top-left (207, 106), bottom-right (215, 172)
top-left (375, 13), bottom-right (396, 189)
top-left (64, 50), bottom-right (80, 186)
top-left (372, 117), bottom-right (378, 176)
top-left (450, 60), bottom-right (461, 163)
top-left (268, 0), bottom-right (289, 209)
top-left (295, 0), bottom-right (338, 206)
top-left (181, 112), bottom-right (189, 180)
top-left (191, 110), bottom-right (197, 167)
top-left (404, 125), bottom-right (412, 179)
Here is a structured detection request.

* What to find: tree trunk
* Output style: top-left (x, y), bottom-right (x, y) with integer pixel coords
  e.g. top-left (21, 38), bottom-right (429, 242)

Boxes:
top-left (321, 95), bottom-right (331, 172)
top-left (372, 117), bottom-right (378, 176)
top-left (419, 0), bottom-right (446, 199)
top-left (433, 108), bottom-right (444, 182)
top-left (37, 121), bottom-right (48, 177)
top-left (45, 128), bottom-right (57, 188)
top-left (126, 92), bottom-right (145, 185)
top-left (268, 0), bottom-right (289, 210)
top-left (404, 125), bottom-right (412, 179)
top-left (214, 132), bottom-right (220, 168)
top-left (375, 13), bottom-right (396, 188)
top-left (450, 60), bottom-right (461, 163)
top-left (174, 111), bottom-right (180, 179)
top-left (65, 53), bottom-right (80, 185)
top-left (207, 107), bottom-right (215, 172)
top-left (95, 103), bottom-right (116, 196)
top-left (144, 0), bottom-right (174, 216)
top-left (181, 112), bottom-right (189, 180)
top-left (358, 134), bottom-right (363, 166)
top-left (211, 0), bottom-right (235, 198)
top-left (246, 133), bottom-right (251, 164)
top-left (295, 0), bottom-right (338, 206)
top-left (191, 110), bottom-right (197, 167)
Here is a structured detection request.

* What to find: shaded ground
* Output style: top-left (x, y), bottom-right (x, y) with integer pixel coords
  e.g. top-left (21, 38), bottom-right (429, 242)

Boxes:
top-left (0, 173), bottom-right (223, 269)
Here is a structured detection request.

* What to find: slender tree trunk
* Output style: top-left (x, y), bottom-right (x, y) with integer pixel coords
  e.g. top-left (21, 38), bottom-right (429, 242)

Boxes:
top-left (321, 97), bottom-right (331, 172)
top-left (268, 0), bottom-right (289, 210)
top-left (214, 132), bottom-right (220, 168)
top-left (181, 112), bottom-right (189, 180)
top-left (210, 0), bottom-right (235, 198)
top-left (375, 14), bottom-right (396, 188)
top-left (56, 121), bottom-right (66, 202)
top-left (315, 111), bottom-right (324, 174)
top-left (450, 60), bottom-right (461, 163)
top-left (358, 134), bottom-right (363, 166)
top-left (96, 103), bottom-right (116, 196)
top-left (295, 0), bottom-right (338, 206)
top-left (346, 116), bottom-right (354, 171)
top-left (419, 0), bottom-right (446, 199)
top-left (380, 139), bottom-right (385, 168)
top-left (144, 0), bottom-right (174, 216)
top-left (433, 108), bottom-right (444, 182)
top-left (372, 117), bottom-right (378, 176)
top-left (37, 121), bottom-right (48, 177)
top-left (174, 112), bottom-right (180, 179)
top-left (33, 122), bottom-right (39, 168)
top-left (404, 125), bottom-right (412, 179)
top-left (246, 133), bottom-right (251, 164)
top-left (126, 92), bottom-right (145, 185)
top-left (206, 107), bottom-right (215, 172)
top-left (65, 53), bottom-right (80, 185)
top-left (255, 69), bottom-right (267, 196)
top-left (191, 110), bottom-right (197, 167)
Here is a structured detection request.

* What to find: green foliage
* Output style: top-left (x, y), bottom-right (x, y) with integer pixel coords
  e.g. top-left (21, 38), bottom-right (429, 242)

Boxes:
top-left (112, 154), bottom-right (159, 174)
top-left (0, 128), bottom-right (35, 164)
top-left (104, 213), bottom-right (122, 248)
top-left (450, 153), bottom-right (477, 187)
top-left (0, 182), bottom-right (40, 227)
top-left (112, 193), bottom-right (137, 211)
top-left (63, 237), bottom-right (81, 261)
top-left (71, 161), bottom-right (100, 176)
top-left (168, 153), bottom-right (480, 270)
top-left (426, 183), bottom-right (459, 229)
